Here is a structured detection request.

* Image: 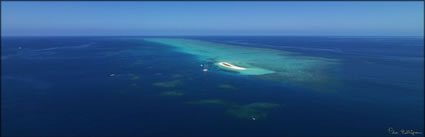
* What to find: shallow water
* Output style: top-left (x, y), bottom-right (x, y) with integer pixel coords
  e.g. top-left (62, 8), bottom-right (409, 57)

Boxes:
top-left (144, 38), bottom-right (342, 92)
top-left (1, 36), bottom-right (424, 136)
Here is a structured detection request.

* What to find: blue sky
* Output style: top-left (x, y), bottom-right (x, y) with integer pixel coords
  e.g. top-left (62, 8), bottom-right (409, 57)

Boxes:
top-left (1, 2), bottom-right (424, 36)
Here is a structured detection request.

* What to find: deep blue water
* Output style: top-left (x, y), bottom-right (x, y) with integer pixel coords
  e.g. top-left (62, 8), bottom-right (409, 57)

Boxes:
top-left (1, 36), bottom-right (424, 136)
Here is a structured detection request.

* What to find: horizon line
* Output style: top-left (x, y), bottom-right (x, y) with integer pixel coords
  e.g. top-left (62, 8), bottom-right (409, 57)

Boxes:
top-left (2, 35), bottom-right (424, 37)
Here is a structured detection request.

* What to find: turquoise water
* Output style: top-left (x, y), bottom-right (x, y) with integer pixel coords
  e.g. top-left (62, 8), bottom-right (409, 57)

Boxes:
top-left (1, 36), bottom-right (423, 136)
top-left (144, 38), bottom-right (341, 92)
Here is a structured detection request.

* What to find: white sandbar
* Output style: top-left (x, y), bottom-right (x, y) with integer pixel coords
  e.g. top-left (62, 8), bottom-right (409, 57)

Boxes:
top-left (143, 38), bottom-right (340, 92)
top-left (218, 62), bottom-right (247, 70)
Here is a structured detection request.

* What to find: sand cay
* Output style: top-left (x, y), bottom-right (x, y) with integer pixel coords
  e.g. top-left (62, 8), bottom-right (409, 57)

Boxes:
top-left (218, 62), bottom-right (247, 70)
top-left (143, 38), bottom-right (340, 91)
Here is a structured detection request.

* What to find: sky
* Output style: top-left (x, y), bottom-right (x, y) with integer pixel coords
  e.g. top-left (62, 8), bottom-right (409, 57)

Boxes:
top-left (1, 2), bottom-right (424, 36)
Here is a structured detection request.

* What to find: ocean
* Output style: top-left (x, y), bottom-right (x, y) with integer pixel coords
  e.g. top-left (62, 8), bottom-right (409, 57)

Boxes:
top-left (1, 36), bottom-right (424, 136)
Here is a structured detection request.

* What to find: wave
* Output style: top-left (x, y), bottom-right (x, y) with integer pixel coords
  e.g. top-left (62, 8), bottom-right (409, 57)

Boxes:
top-left (224, 41), bottom-right (424, 62)
top-left (223, 41), bottom-right (344, 53)
top-left (35, 42), bottom-right (96, 51)
top-left (353, 54), bottom-right (424, 62)
top-left (2, 43), bottom-right (97, 60)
